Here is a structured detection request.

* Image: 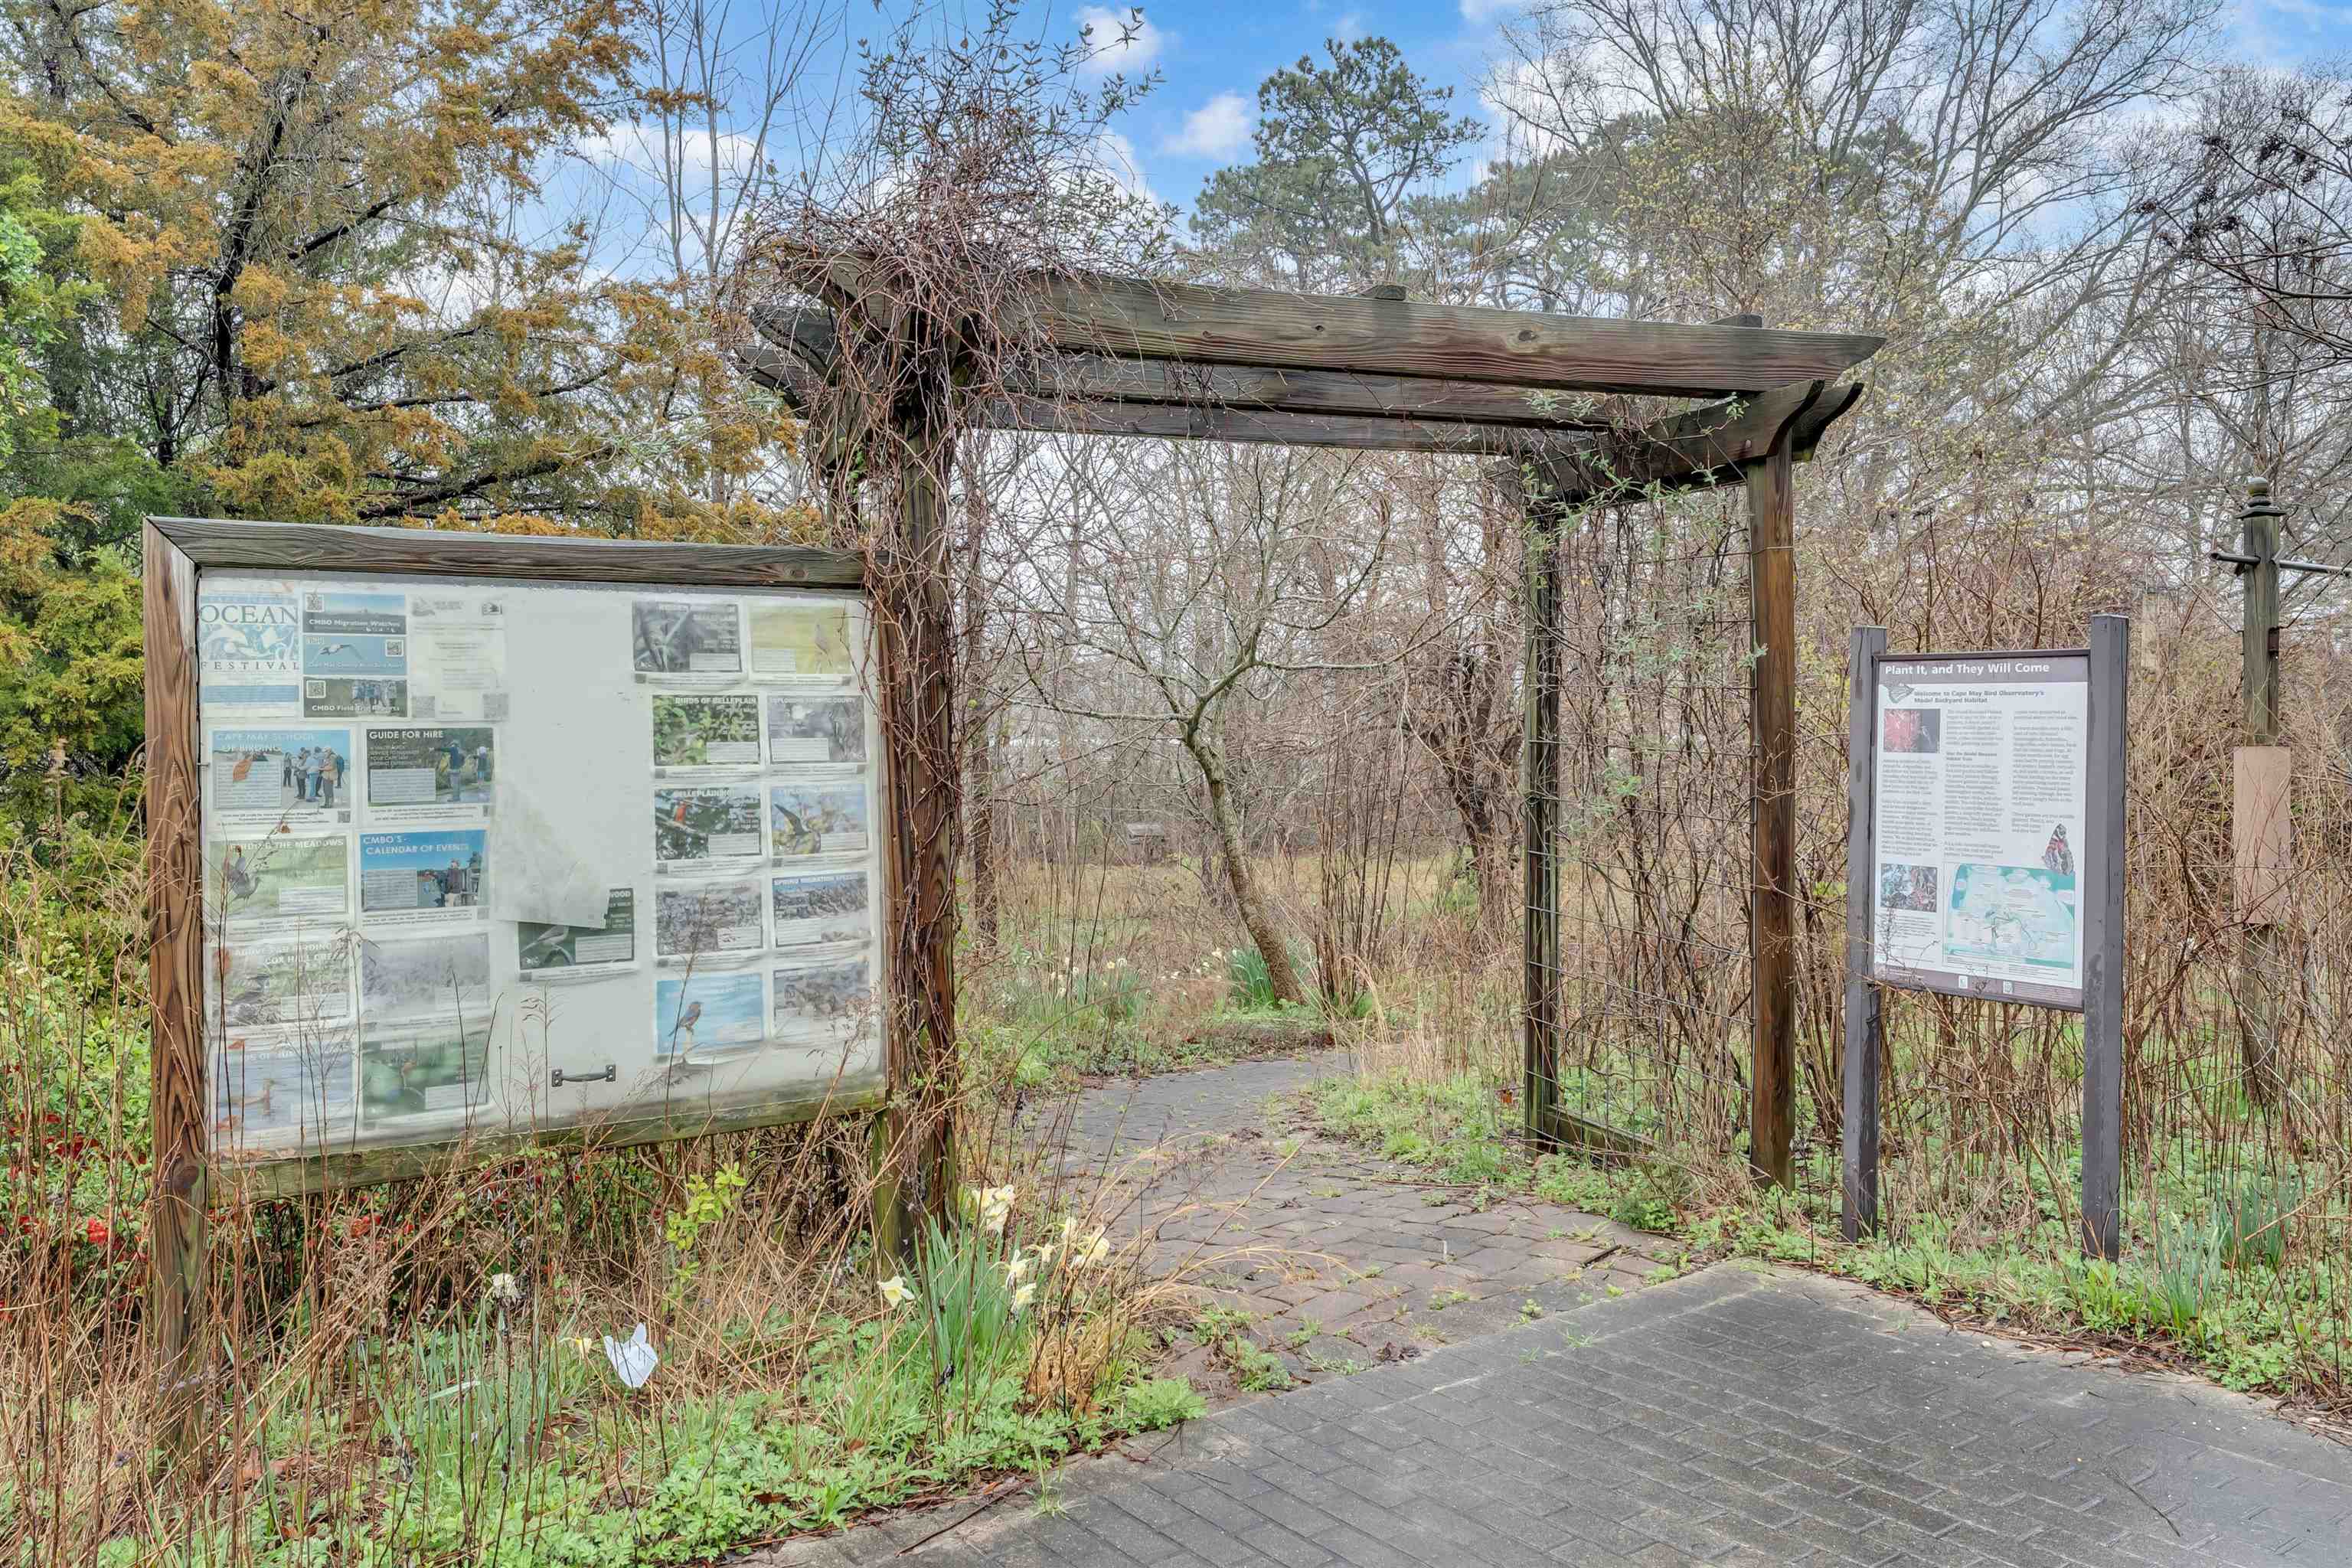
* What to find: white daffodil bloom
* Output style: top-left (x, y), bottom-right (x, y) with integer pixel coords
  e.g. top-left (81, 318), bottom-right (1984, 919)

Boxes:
top-left (1074, 1230), bottom-right (1110, 1268)
top-left (1005, 1252), bottom-right (1031, 1286)
top-left (488, 1272), bottom-right (521, 1304)
top-left (879, 1273), bottom-right (914, 1308)
top-left (1011, 1282), bottom-right (1037, 1313)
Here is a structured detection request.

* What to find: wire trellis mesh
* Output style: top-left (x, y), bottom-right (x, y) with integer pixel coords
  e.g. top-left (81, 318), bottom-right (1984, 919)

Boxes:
top-left (1529, 486), bottom-right (1758, 1158)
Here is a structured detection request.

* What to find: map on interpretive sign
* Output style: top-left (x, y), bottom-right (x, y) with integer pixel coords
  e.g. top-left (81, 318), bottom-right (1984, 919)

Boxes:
top-left (1868, 650), bottom-right (2090, 1008)
top-left (1945, 863), bottom-right (2078, 972)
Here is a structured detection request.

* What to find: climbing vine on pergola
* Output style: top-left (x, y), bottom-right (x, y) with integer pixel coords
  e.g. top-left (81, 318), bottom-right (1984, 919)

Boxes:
top-left (742, 263), bottom-right (1881, 1233)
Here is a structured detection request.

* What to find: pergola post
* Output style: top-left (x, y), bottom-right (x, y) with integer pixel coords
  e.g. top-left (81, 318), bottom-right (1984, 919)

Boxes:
top-left (1522, 499), bottom-right (1563, 1145)
top-left (874, 396), bottom-right (960, 1256)
top-left (1746, 433), bottom-right (1799, 1188)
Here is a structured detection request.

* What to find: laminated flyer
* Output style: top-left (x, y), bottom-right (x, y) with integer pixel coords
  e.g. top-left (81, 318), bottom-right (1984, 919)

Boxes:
top-left (207, 727), bottom-right (355, 828)
top-left (211, 835), bottom-right (351, 929)
top-left (358, 931), bottom-right (492, 1024)
top-left (653, 876), bottom-right (766, 964)
top-left (634, 599), bottom-right (742, 677)
top-left (746, 601), bottom-right (855, 682)
top-left (771, 949), bottom-right (874, 1047)
top-left (359, 831), bottom-right (488, 925)
top-left (653, 693), bottom-right (763, 773)
top-left (654, 783), bottom-right (764, 864)
top-left (769, 767), bottom-right (871, 859)
top-left (1869, 653), bottom-right (2089, 1007)
top-left (198, 587), bottom-right (302, 715)
top-left (407, 593), bottom-right (510, 720)
top-left (302, 589), bottom-right (409, 717)
top-left (517, 888), bottom-right (639, 976)
top-left (365, 727), bottom-right (495, 821)
top-left (360, 1021), bottom-right (494, 1128)
top-left (764, 694), bottom-right (867, 765)
top-left (654, 969), bottom-right (766, 1058)
top-left (212, 1030), bottom-right (356, 1151)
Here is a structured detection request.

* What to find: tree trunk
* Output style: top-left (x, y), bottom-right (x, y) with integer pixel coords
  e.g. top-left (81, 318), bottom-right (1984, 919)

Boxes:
top-left (1189, 735), bottom-right (1306, 1006)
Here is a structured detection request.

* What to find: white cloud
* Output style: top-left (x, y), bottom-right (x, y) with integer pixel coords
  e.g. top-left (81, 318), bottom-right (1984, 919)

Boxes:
top-left (1164, 91), bottom-right (1253, 158)
top-left (579, 122), bottom-right (764, 187)
top-left (1075, 6), bottom-right (1165, 77)
top-left (1332, 10), bottom-right (1366, 40)
top-left (1460, 0), bottom-right (1534, 20)
top-left (1089, 130), bottom-right (1162, 207)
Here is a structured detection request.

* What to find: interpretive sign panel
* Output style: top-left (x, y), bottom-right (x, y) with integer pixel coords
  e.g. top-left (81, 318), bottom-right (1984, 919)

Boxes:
top-left (1843, 620), bottom-right (2129, 1260)
top-left (146, 519), bottom-right (886, 1199)
top-left (1867, 651), bottom-right (2089, 1008)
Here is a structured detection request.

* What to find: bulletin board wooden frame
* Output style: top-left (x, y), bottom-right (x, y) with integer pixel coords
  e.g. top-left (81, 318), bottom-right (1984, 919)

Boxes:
top-left (142, 517), bottom-right (888, 1397)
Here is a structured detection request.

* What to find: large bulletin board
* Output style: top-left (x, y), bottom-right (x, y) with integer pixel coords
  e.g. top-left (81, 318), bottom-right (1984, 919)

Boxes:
top-left (146, 518), bottom-right (889, 1197)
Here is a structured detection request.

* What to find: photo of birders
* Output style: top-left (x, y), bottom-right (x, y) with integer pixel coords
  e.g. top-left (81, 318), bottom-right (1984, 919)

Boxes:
top-left (367, 727), bottom-right (495, 808)
top-left (633, 598), bottom-right (742, 675)
top-left (764, 695), bottom-right (866, 764)
top-left (655, 878), bottom-right (764, 959)
top-left (209, 728), bottom-right (354, 817)
top-left (746, 601), bottom-right (854, 680)
top-left (207, 934), bottom-right (354, 1029)
top-left (359, 831), bottom-right (486, 913)
top-left (305, 676), bottom-right (407, 718)
top-left (213, 1034), bottom-right (353, 1149)
top-left (518, 889), bottom-right (637, 974)
top-left (652, 693), bottom-right (762, 768)
top-left (654, 785), bottom-right (763, 862)
top-left (655, 969), bottom-right (764, 1057)
top-left (212, 836), bottom-right (349, 925)
top-left (771, 869), bottom-right (870, 946)
top-left (769, 777), bottom-right (870, 857)
top-left (1879, 861), bottom-right (1939, 913)
top-left (360, 1022), bottom-right (492, 1124)
top-left (1881, 706), bottom-right (1942, 755)
top-left (359, 933), bottom-right (492, 1022)
top-left (771, 955), bottom-right (873, 1043)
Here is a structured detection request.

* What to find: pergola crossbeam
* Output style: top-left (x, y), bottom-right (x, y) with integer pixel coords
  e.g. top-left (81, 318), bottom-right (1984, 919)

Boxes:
top-left (749, 309), bottom-right (1612, 432)
top-left (1019, 272), bottom-right (1883, 397)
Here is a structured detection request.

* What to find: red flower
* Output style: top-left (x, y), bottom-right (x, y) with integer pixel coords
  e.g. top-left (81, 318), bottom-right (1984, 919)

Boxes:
top-left (84, 1218), bottom-right (109, 1248)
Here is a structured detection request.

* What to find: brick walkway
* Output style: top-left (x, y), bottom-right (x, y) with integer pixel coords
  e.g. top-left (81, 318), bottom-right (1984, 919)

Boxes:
top-left (1019, 1054), bottom-right (1675, 1393)
top-left (772, 1265), bottom-right (2352, 1566)
top-left (750, 1055), bottom-right (2352, 1566)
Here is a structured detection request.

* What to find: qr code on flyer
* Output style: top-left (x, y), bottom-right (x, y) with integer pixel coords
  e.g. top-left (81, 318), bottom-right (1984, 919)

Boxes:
top-left (484, 692), bottom-right (511, 721)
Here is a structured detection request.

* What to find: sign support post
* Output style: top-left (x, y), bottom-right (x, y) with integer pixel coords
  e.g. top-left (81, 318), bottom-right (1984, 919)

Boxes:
top-left (2080, 613), bottom-right (2128, 1261)
top-left (1841, 627), bottom-right (1886, 1241)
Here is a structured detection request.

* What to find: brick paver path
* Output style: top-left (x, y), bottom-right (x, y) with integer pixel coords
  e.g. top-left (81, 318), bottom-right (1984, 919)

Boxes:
top-left (750, 1055), bottom-right (2352, 1566)
top-left (1020, 1054), bottom-right (1676, 1391)
top-left (772, 1265), bottom-right (2352, 1566)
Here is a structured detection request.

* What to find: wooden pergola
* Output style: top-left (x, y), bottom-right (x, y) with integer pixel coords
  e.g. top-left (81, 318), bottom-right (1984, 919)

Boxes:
top-left (743, 268), bottom-right (1881, 1197)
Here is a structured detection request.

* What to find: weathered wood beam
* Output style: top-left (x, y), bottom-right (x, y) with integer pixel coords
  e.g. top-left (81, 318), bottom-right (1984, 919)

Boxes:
top-left (1533, 380), bottom-right (1866, 505)
top-left (743, 310), bottom-right (1611, 431)
top-left (1021, 272), bottom-right (1883, 397)
top-left (977, 394), bottom-right (1585, 456)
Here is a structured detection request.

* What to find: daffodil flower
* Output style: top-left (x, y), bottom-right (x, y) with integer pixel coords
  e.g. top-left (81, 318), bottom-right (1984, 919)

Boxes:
top-left (1011, 1282), bottom-right (1037, 1313)
top-left (1074, 1230), bottom-right (1110, 1268)
top-left (1005, 1252), bottom-right (1031, 1286)
top-left (880, 1273), bottom-right (913, 1308)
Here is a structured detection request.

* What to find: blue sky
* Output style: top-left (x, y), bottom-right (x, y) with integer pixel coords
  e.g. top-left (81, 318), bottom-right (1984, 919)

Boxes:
top-left (544, 0), bottom-right (2352, 286)
top-left (1062, 0), bottom-right (2352, 219)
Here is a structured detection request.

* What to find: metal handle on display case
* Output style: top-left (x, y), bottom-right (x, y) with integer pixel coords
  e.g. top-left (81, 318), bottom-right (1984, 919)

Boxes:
top-left (550, 1062), bottom-right (616, 1088)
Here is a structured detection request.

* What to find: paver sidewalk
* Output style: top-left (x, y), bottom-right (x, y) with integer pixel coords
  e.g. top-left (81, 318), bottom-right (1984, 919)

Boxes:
top-left (1021, 1054), bottom-right (1675, 1390)
top-left (775, 1264), bottom-right (2352, 1567)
